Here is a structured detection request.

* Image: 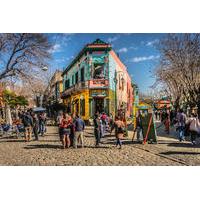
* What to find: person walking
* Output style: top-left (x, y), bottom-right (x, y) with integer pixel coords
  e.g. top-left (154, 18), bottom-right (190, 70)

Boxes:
top-left (73, 114), bottom-right (85, 148)
top-left (32, 113), bottom-right (39, 141)
top-left (176, 109), bottom-right (187, 142)
top-left (163, 110), bottom-right (170, 134)
top-left (187, 113), bottom-right (200, 145)
top-left (93, 113), bottom-right (101, 147)
top-left (38, 112), bottom-right (46, 136)
top-left (111, 116), bottom-right (125, 149)
top-left (22, 112), bottom-right (33, 142)
top-left (57, 112), bottom-right (63, 141)
top-left (155, 110), bottom-right (158, 121)
top-left (60, 113), bottom-right (72, 149)
top-left (135, 111), bottom-right (143, 143)
top-left (101, 112), bottom-right (107, 136)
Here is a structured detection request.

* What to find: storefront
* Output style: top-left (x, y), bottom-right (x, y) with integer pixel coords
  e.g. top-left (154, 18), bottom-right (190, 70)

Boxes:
top-left (89, 89), bottom-right (110, 117)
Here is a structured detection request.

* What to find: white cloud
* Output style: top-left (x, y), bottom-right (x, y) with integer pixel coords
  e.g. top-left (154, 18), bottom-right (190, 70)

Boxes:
top-left (146, 39), bottom-right (159, 46)
top-left (130, 55), bottom-right (160, 63)
top-left (118, 47), bottom-right (128, 53)
top-left (107, 35), bottom-right (120, 43)
top-left (48, 44), bottom-right (61, 53)
top-left (129, 46), bottom-right (138, 50)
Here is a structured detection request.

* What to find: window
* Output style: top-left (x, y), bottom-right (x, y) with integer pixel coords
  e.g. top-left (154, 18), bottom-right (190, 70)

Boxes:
top-left (93, 64), bottom-right (104, 79)
top-left (65, 79), bottom-right (70, 89)
top-left (75, 72), bottom-right (78, 84)
top-left (80, 99), bottom-right (85, 116)
top-left (72, 75), bottom-right (74, 85)
top-left (81, 67), bottom-right (85, 82)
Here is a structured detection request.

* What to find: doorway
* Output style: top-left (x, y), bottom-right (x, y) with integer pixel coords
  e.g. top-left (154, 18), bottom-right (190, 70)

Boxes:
top-left (94, 98), bottom-right (104, 114)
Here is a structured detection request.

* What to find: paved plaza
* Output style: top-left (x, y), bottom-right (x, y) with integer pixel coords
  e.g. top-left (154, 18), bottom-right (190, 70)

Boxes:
top-left (0, 125), bottom-right (200, 166)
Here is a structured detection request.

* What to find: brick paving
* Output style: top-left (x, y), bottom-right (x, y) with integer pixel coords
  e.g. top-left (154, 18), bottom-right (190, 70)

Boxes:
top-left (0, 125), bottom-right (200, 166)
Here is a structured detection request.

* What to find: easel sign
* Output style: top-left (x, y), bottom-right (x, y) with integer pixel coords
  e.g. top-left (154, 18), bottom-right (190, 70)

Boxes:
top-left (142, 112), bottom-right (157, 144)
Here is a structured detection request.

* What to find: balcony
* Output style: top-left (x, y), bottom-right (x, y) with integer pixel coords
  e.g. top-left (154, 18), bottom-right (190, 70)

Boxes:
top-left (61, 81), bottom-right (89, 98)
top-left (61, 79), bottom-right (109, 98)
top-left (88, 79), bottom-right (109, 88)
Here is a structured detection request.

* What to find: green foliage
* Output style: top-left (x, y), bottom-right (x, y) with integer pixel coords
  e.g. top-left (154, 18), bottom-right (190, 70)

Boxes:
top-left (2, 89), bottom-right (29, 108)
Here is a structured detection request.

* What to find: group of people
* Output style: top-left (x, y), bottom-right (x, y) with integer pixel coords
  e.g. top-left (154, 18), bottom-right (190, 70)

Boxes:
top-left (157, 108), bottom-right (200, 145)
top-left (12, 111), bottom-right (47, 142)
top-left (57, 112), bottom-right (85, 149)
top-left (94, 112), bottom-right (126, 149)
top-left (56, 111), bottom-right (127, 149)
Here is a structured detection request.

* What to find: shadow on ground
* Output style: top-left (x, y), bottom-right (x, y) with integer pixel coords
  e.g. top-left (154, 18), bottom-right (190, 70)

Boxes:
top-left (167, 143), bottom-right (200, 148)
top-left (160, 151), bottom-right (200, 155)
top-left (24, 144), bottom-right (62, 149)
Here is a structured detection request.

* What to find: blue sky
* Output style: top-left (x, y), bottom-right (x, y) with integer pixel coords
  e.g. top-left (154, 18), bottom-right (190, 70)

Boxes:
top-left (48, 33), bottom-right (165, 93)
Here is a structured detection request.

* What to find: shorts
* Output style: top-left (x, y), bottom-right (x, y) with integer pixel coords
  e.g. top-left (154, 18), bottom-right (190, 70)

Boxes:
top-left (62, 128), bottom-right (71, 135)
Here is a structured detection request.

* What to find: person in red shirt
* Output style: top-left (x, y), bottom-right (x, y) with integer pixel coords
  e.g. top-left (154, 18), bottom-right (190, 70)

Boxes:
top-left (60, 113), bottom-right (72, 149)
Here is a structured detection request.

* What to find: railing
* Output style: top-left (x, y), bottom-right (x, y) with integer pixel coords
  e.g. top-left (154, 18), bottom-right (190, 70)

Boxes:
top-left (88, 79), bottom-right (109, 88)
top-left (61, 79), bottom-right (109, 98)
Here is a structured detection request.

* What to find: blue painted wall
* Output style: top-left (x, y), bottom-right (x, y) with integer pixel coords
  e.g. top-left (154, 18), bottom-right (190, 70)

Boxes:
top-left (108, 53), bottom-right (117, 91)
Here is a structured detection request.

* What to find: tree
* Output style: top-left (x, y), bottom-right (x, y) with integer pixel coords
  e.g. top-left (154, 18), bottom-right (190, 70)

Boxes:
top-left (155, 34), bottom-right (200, 117)
top-left (2, 89), bottom-right (29, 124)
top-left (0, 33), bottom-right (51, 81)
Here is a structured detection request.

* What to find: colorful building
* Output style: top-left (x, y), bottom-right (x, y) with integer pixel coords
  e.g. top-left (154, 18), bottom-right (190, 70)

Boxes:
top-left (43, 70), bottom-right (64, 116)
top-left (61, 39), bottom-right (133, 121)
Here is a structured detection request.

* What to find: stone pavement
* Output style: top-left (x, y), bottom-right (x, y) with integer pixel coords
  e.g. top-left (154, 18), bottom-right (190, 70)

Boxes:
top-left (0, 125), bottom-right (200, 166)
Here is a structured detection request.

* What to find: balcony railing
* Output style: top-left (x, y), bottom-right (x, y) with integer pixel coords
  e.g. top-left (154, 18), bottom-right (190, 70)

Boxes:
top-left (88, 79), bottom-right (109, 88)
top-left (61, 79), bottom-right (109, 98)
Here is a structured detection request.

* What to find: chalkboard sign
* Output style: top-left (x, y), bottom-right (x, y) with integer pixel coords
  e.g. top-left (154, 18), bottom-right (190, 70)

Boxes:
top-left (142, 112), bottom-right (157, 143)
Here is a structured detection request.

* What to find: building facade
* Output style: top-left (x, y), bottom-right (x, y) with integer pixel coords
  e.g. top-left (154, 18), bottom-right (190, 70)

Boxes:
top-left (43, 70), bottom-right (63, 116)
top-left (61, 39), bottom-right (133, 121)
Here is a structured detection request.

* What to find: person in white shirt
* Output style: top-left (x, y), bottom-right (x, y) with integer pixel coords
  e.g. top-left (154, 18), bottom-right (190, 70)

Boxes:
top-left (187, 113), bottom-right (200, 145)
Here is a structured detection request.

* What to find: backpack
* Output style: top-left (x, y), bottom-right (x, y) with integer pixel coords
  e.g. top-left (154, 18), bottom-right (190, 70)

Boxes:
top-left (22, 115), bottom-right (31, 126)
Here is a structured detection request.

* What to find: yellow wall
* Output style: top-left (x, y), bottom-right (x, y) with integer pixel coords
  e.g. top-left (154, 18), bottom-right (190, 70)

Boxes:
top-left (67, 89), bottom-right (89, 120)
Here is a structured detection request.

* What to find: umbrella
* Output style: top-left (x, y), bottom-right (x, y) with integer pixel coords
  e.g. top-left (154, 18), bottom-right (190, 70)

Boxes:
top-left (33, 107), bottom-right (46, 112)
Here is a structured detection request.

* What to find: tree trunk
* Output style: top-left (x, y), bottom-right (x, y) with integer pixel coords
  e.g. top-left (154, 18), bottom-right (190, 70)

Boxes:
top-left (5, 104), bottom-right (12, 125)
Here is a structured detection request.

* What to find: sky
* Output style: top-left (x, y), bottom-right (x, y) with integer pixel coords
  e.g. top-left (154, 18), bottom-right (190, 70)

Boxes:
top-left (48, 33), bottom-right (166, 93)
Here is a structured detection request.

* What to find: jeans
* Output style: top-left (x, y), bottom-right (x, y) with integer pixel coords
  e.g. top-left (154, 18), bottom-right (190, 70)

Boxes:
top-left (73, 131), bottom-right (84, 148)
top-left (33, 126), bottom-right (39, 140)
top-left (190, 130), bottom-right (197, 143)
top-left (39, 122), bottom-right (45, 135)
top-left (116, 138), bottom-right (122, 146)
top-left (178, 126), bottom-right (185, 141)
top-left (136, 127), bottom-right (143, 142)
top-left (94, 128), bottom-right (101, 146)
top-left (24, 126), bottom-right (32, 141)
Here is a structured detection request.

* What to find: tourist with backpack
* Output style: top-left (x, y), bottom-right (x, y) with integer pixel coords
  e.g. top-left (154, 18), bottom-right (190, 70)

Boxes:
top-left (176, 109), bottom-right (187, 142)
top-left (22, 112), bottom-right (33, 142)
top-left (38, 112), bottom-right (46, 136)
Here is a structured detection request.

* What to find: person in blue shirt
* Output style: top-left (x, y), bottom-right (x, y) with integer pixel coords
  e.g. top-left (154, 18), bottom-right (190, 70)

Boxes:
top-left (73, 114), bottom-right (85, 148)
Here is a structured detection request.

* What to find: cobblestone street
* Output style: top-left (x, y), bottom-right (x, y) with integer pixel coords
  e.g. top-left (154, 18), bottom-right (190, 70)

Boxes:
top-left (1, 126), bottom-right (200, 166)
